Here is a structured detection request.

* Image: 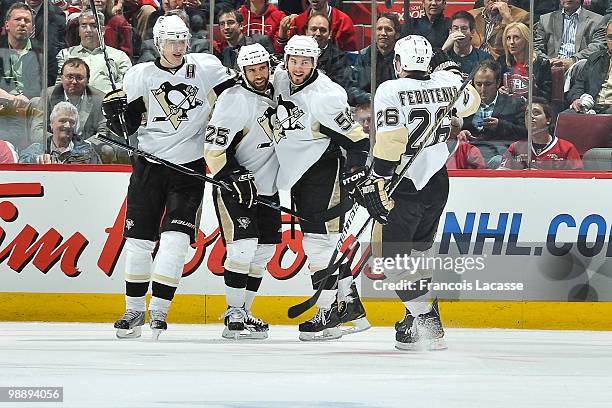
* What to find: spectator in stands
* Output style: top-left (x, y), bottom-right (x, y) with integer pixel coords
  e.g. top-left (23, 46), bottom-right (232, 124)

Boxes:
top-left (347, 13), bottom-right (399, 106)
top-left (462, 60), bottom-right (527, 163)
top-left (442, 10), bottom-right (492, 78)
top-left (138, 9), bottom-right (210, 63)
top-left (120, 0), bottom-right (158, 47)
top-left (446, 128), bottom-right (486, 170)
top-left (28, 58), bottom-right (106, 150)
top-left (499, 97), bottom-right (583, 170)
top-left (145, 0), bottom-right (209, 40)
top-left (306, 12), bottom-right (349, 88)
top-left (0, 138), bottom-right (18, 163)
top-left (238, 0), bottom-right (285, 51)
top-left (66, 0), bottom-right (134, 60)
top-left (0, 3), bottom-right (42, 100)
top-left (19, 101), bottom-right (101, 164)
top-left (0, 2), bottom-right (43, 151)
top-left (278, 0), bottom-right (305, 16)
top-left (567, 19), bottom-right (612, 113)
top-left (57, 10), bottom-right (132, 93)
top-left (469, 0), bottom-right (529, 60)
top-left (474, 0), bottom-right (558, 22)
top-left (500, 22), bottom-right (552, 100)
top-left (535, 0), bottom-right (606, 72)
top-left (401, 0), bottom-right (451, 49)
top-left (276, 0), bottom-right (358, 51)
top-left (23, 0), bottom-right (65, 84)
top-left (217, 8), bottom-right (274, 70)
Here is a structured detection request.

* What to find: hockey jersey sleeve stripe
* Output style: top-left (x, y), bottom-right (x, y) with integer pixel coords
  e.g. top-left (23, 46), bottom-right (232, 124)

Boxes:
top-left (213, 79), bottom-right (239, 97)
top-left (456, 85), bottom-right (481, 118)
top-left (318, 123), bottom-right (370, 167)
top-left (373, 128), bottom-right (408, 162)
top-left (205, 150), bottom-right (228, 176)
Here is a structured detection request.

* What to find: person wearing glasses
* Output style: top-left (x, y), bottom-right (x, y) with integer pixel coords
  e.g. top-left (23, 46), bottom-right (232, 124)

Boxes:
top-left (27, 58), bottom-right (107, 153)
top-left (442, 11), bottom-right (492, 78)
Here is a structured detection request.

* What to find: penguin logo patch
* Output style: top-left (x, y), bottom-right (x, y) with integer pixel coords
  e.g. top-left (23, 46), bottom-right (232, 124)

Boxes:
top-left (151, 81), bottom-right (203, 130)
top-left (257, 95), bottom-right (304, 145)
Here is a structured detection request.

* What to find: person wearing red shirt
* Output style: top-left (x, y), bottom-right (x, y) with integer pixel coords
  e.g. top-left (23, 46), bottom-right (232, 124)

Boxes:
top-left (0, 140), bottom-right (18, 163)
top-left (238, 0), bottom-right (285, 52)
top-left (500, 98), bottom-right (583, 170)
top-left (276, 0), bottom-right (357, 51)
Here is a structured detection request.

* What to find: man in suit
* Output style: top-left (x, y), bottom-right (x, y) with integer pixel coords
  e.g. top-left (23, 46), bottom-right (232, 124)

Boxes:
top-left (535, 0), bottom-right (606, 71)
top-left (28, 58), bottom-right (106, 148)
top-left (462, 60), bottom-right (527, 164)
top-left (468, 0), bottom-right (529, 60)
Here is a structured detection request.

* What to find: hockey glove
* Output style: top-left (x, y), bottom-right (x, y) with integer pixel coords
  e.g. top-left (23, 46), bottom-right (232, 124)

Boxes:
top-left (102, 89), bottom-right (128, 121)
top-left (356, 175), bottom-right (395, 224)
top-left (222, 169), bottom-right (258, 208)
top-left (341, 165), bottom-right (368, 198)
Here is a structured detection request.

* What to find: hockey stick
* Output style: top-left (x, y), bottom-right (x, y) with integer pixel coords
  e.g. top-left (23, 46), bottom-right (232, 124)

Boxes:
top-left (287, 68), bottom-right (478, 318)
top-left (97, 135), bottom-right (310, 221)
top-left (87, 0), bottom-right (131, 149)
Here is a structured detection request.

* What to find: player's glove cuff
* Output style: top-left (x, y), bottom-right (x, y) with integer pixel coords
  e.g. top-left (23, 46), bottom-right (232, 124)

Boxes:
top-left (102, 89), bottom-right (128, 121)
top-left (221, 168), bottom-right (258, 208)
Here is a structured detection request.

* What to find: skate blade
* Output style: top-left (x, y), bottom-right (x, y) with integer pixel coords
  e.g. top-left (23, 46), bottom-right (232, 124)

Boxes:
top-left (299, 327), bottom-right (342, 342)
top-left (427, 338), bottom-right (448, 351)
top-left (341, 317), bottom-right (372, 335)
top-left (222, 327), bottom-right (267, 340)
top-left (151, 329), bottom-right (165, 341)
top-left (116, 326), bottom-right (142, 339)
top-left (394, 341), bottom-right (423, 351)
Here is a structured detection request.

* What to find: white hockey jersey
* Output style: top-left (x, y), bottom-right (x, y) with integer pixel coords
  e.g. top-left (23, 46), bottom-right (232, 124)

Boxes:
top-left (123, 53), bottom-right (236, 164)
top-left (204, 83), bottom-right (280, 196)
top-left (271, 68), bottom-right (369, 190)
top-left (373, 70), bottom-right (480, 190)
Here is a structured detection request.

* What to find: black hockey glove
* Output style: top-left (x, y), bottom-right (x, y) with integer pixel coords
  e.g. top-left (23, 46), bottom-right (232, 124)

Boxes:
top-left (102, 89), bottom-right (128, 121)
top-left (356, 175), bottom-right (395, 224)
top-left (222, 169), bottom-right (258, 208)
top-left (341, 165), bottom-right (368, 198)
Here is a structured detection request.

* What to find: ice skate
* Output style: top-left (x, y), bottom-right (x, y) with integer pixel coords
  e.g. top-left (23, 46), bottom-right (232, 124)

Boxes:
top-left (395, 312), bottom-right (420, 351)
top-left (149, 310), bottom-right (167, 341)
top-left (221, 307), bottom-right (247, 340)
top-left (114, 309), bottom-right (145, 339)
top-left (338, 282), bottom-right (371, 335)
top-left (416, 299), bottom-right (447, 350)
top-left (243, 311), bottom-right (269, 340)
top-left (298, 303), bottom-right (342, 341)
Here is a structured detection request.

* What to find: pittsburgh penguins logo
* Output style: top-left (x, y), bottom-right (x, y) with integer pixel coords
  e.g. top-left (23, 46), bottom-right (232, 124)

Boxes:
top-left (151, 82), bottom-right (203, 130)
top-left (257, 95), bottom-right (305, 146)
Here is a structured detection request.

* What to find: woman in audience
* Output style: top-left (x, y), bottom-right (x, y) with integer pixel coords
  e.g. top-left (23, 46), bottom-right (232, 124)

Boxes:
top-left (499, 22), bottom-right (551, 100)
top-left (499, 97), bottom-right (583, 170)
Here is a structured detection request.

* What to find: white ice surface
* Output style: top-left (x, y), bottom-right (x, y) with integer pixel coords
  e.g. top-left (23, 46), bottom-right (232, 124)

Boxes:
top-left (1, 323), bottom-right (611, 408)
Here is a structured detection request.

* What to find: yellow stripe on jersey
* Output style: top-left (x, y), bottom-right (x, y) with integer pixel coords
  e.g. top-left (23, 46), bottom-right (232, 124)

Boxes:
top-left (204, 149), bottom-right (227, 176)
top-left (456, 84), bottom-right (481, 118)
top-left (373, 128), bottom-right (409, 162)
top-left (345, 126), bottom-right (369, 142)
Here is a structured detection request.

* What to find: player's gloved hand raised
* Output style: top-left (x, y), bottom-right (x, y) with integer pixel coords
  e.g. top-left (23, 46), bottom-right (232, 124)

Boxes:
top-left (102, 89), bottom-right (128, 120)
top-left (222, 169), bottom-right (258, 208)
top-left (341, 165), bottom-right (368, 198)
top-left (356, 174), bottom-right (394, 224)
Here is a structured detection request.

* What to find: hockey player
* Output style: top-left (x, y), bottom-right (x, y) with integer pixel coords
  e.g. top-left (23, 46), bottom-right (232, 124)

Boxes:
top-left (356, 35), bottom-right (479, 350)
top-left (204, 43), bottom-right (280, 340)
top-left (102, 15), bottom-right (236, 340)
top-left (271, 35), bottom-right (370, 340)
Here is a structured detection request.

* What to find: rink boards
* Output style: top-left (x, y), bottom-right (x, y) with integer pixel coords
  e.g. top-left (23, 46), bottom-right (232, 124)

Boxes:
top-left (1, 166), bottom-right (612, 329)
